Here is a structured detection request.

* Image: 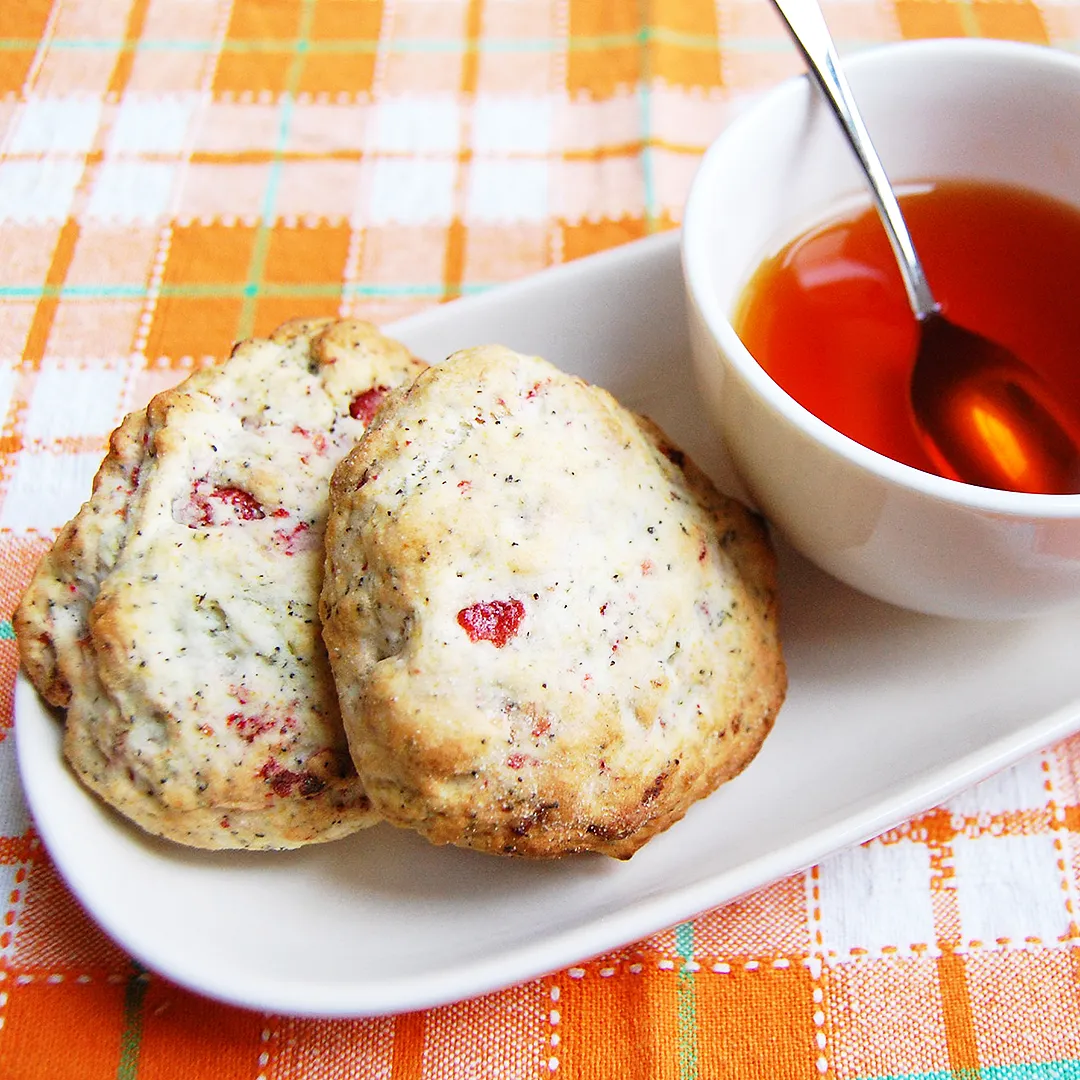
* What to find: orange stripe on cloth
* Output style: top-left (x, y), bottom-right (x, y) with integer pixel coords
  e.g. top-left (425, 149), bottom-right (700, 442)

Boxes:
top-left (22, 220), bottom-right (80, 368)
top-left (555, 962), bottom-right (682, 1080)
top-left (925, 803), bottom-right (981, 1074)
top-left (893, 0), bottom-right (1049, 41)
top-left (441, 214), bottom-right (471, 305)
top-left (134, 980), bottom-right (267, 1080)
top-left (971, 0), bottom-right (1050, 42)
top-left (441, 0), bottom-right (484, 303)
top-left (0, 973), bottom-right (128, 1078)
top-left (696, 960), bottom-right (818, 1078)
top-left (460, 0), bottom-right (484, 97)
top-left (390, 1009), bottom-right (427, 1080)
top-left (566, 0), bottom-right (641, 97)
top-left (651, 0), bottom-right (722, 89)
top-left (106, 0), bottom-right (153, 97)
top-left (937, 951), bottom-right (982, 1077)
top-left (924, 806), bottom-right (965, 952)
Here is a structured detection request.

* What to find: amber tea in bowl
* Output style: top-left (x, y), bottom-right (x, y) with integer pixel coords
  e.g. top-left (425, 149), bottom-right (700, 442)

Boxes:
top-left (682, 39), bottom-right (1080, 619)
top-left (733, 179), bottom-right (1080, 494)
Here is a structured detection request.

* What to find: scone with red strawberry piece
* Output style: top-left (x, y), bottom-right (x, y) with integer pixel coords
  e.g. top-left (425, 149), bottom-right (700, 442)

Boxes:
top-left (320, 345), bottom-right (786, 859)
top-left (15, 318), bottom-right (425, 849)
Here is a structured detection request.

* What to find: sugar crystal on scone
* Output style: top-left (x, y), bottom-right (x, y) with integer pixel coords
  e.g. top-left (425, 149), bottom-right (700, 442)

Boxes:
top-left (320, 344), bottom-right (786, 858)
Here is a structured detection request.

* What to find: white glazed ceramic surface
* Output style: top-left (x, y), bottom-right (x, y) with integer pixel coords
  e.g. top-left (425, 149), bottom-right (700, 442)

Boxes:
top-left (682, 39), bottom-right (1080, 619)
top-left (17, 232), bottom-right (1080, 1017)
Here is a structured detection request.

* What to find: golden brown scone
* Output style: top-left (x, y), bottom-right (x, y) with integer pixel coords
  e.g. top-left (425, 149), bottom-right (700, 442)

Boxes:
top-left (321, 345), bottom-right (786, 858)
top-left (15, 318), bottom-right (426, 849)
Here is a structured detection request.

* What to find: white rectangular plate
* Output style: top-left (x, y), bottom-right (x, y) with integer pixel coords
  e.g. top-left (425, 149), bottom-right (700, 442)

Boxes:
top-left (16, 231), bottom-right (1080, 1017)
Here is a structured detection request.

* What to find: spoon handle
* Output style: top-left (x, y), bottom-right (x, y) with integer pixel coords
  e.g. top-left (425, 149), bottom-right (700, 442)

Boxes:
top-left (768, 0), bottom-right (939, 320)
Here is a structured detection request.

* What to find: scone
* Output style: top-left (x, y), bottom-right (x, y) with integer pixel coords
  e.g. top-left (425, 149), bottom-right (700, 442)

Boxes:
top-left (15, 318), bottom-right (426, 849)
top-left (320, 345), bottom-right (786, 858)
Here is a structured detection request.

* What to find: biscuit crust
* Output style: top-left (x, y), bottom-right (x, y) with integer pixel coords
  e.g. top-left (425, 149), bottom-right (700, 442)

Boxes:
top-left (16, 319), bottom-right (426, 849)
top-left (321, 345), bottom-right (786, 858)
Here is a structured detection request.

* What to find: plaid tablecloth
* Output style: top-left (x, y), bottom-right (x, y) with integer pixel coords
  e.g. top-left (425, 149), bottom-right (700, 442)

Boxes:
top-left (3, 1), bottom-right (1080, 1077)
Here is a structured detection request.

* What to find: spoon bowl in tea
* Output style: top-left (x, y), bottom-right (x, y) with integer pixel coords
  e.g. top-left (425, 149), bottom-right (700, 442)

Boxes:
top-left (769, 0), bottom-right (1080, 495)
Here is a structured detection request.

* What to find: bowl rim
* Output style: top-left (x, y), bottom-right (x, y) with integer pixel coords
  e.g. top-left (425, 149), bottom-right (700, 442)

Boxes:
top-left (681, 36), bottom-right (1080, 518)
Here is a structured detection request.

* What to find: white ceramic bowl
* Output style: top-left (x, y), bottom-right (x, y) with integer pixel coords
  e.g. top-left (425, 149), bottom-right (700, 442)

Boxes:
top-left (682, 38), bottom-right (1080, 620)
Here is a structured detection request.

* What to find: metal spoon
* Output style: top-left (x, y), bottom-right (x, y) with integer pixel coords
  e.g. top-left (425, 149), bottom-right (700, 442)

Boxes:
top-left (768, 0), bottom-right (1080, 495)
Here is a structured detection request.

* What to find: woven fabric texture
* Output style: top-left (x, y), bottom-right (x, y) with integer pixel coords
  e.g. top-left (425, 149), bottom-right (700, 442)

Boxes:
top-left (2, 1), bottom-right (1080, 1077)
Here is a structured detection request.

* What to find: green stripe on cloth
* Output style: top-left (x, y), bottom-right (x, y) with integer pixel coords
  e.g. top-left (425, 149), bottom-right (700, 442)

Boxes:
top-left (235, 0), bottom-right (315, 341)
top-left (0, 282), bottom-right (497, 300)
top-left (983, 1065), bottom-right (1080, 1080)
top-left (675, 920), bottom-right (697, 1080)
top-left (0, 28), bottom-right (732, 53)
top-left (115, 962), bottom-right (149, 1080)
top-left (861, 1064), bottom-right (1080, 1080)
top-left (0, 621), bottom-right (15, 641)
top-left (636, 2), bottom-right (658, 234)
top-left (0, 31), bottom-right (958, 57)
